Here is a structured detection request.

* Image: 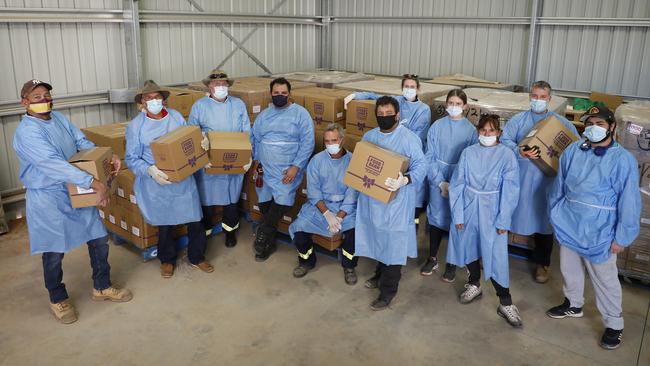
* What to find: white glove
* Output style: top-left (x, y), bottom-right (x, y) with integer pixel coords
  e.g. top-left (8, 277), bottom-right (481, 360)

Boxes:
top-left (323, 210), bottom-right (342, 234)
top-left (148, 165), bottom-right (172, 185)
top-left (343, 93), bottom-right (356, 110)
top-left (385, 172), bottom-right (409, 192)
top-left (204, 162), bottom-right (213, 169)
top-left (243, 158), bottom-right (252, 173)
top-left (200, 133), bottom-right (210, 151)
top-left (439, 181), bottom-right (450, 198)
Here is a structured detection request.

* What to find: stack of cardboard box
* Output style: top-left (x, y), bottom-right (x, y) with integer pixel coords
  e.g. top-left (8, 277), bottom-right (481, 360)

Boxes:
top-left (272, 70), bottom-right (374, 89)
top-left (344, 100), bottom-right (377, 152)
top-left (301, 88), bottom-right (350, 152)
top-left (427, 74), bottom-right (515, 91)
top-left (623, 166), bottom-right (650, 276)
top-left (165, 87), bottom-right (206, 118)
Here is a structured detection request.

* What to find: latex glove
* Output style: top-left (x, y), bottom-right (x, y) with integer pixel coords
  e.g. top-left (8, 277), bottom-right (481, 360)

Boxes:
top-left (201, 133), bottom-right (210, 151)
top-left (385, 172), bottom-right (409, 192)
top-left (343, 93), bottom-right (356, 110)
top-left (148, 165), bottom-right (172, 185)
top-left (204, 162), bottom-right (213, 169)
top-left (243, 158), bottom-right (252, 173)
top-left (323, 210), bottom-right (342, 233)
top-left (439, 181), bottom-right (450, 198)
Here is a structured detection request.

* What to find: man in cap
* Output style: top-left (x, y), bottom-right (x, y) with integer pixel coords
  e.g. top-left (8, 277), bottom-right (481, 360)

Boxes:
top-left (189, 69), bottom-right (251, 247)
top-left (546, 106), bottom-right (641, 350)
top-left (13, 79), bottom-right (133, 324)
top-left (125, 80), bottom-right (211, 278)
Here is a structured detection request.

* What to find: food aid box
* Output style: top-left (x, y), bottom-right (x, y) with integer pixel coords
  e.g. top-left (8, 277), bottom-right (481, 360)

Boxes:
top-left (314, 128), bottom-right (325, 153)
top-left (150, 126), bottom-right (209, 182)
top-left (312, 233), bottom-right (343, 251)
top-left (343, 133), bottom-right (362, 152)
top-left (518, 115), bottom-right (579, 177)
top-left (290, 87), bottom-right (327, 106)
top-left (304, 89), bottom-right (350, 124)
top-left (343, 141), bottom-right (410, 203)
top-left (346, 100), bottom-right (378, 137)
top-left (115, 169), bottom-right (138, 211)
top-left (165, 87), bottom-right (205, 117)
top-left (239, 161), bottom-right (259, 213)
top-left (126, 209), bottom-right (158, 248)
top-left (82, 122), bottom-right (129, 159)
top-left (205, 132), bottom-right (252, 175)
top-left (67, 147), bottom-right (117, 208)
top-left (427, 74), bottom-right (515, 91)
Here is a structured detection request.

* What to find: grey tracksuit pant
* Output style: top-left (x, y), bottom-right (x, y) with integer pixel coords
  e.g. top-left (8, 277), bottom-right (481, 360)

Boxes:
top-left (560, 245), bottom-right (624, 330)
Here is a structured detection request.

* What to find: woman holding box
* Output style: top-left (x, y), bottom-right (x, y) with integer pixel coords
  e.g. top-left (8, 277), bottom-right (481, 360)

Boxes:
top-left (126, 80), bottom-right (211, 278)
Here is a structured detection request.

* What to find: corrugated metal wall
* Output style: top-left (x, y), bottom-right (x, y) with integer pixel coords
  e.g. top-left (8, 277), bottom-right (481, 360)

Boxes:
top-left (537, 0), bottom-right (650, 97)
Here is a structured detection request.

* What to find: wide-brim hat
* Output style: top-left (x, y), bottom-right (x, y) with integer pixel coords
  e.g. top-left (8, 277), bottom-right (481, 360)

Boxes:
top-left (202, 68), bottom-right (234, 87)
top-left (134, 80), bottom-right (170, 104)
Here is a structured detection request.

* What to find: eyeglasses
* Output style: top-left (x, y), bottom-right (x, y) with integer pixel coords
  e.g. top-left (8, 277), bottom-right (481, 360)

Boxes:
top-left (402, 73), bottom-right (419, 79)
top-left (209, 73), bottom-right (228, 79)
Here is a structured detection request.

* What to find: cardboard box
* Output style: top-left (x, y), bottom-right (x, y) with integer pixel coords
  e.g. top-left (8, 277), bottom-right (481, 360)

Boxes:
top-left (82, 122), bottom-right (129, 159)
top-left (205, 132), bottom-right (252, 174)
top-left (115, 169), bottom-right (137, 210)
top-left (272, 70), bottom-right (374, 89)
top-left (312, 233), bottom-right (343, 251)
top-left (508, 232), bottom-right (535, 250)
top-left (304, 91), bottom-right (348, 123)
top-left (518, 115), bottom-right (579, 177)
top-left (165, 87), bottom-right (205, 117)
top-left (280, 194), bottom-right (306, 225)
top-left (67, 147), bottom-right (117, 208)
top-left (343, 133), bottom-right (362, 152)
top-left (427, 74), bottom-right (515, 91)
top-left (239, 161), bottom-right (259, 213)
top-left (290, 87), bottom-right (327, 106)
top-left (343, 141), bottom-right (409, 203)
top-left (591, 91), bottom-right (623, 111)
top-left (314, 127), bottom-right (325, 152)
top-left (150, 126), bottom-right (209, 182)
top-left (346, 100), bottom-right (378, 137)
top-left (127, 209), bottom-right (158, 248)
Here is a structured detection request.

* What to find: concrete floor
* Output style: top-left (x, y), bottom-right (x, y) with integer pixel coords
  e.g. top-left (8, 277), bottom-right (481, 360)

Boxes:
top-left (0, 218), bottom-right (648, 366)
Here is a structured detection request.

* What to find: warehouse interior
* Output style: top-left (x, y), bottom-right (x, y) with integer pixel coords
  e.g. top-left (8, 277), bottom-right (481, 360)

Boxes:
top-left (1, 1), bottom-right (650, 365)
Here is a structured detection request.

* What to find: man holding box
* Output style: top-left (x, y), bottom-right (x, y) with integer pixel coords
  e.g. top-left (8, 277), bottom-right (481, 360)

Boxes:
top-left (250, 77), bottom-right (315, 262)
top-left (13, 79), bottom-right (132, 324)
top-left (189, 69), bottom-right (251, 247)
top-left (288, 123), bottom-right (360, 285)
top-left (126, 80), bottom-right (211, 278)
top-left (355, 96), bottom-right (427, 311)
top-left (546, 106), bottom-right (640, 350)
top-left (501, 81), bottom-right (579, 283)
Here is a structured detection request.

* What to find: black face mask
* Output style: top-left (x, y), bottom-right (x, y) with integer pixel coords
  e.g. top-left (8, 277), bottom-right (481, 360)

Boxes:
top-left (376, 115), bottom-right (397, 130)
top-left (272, 95), bottom-right (288, 107)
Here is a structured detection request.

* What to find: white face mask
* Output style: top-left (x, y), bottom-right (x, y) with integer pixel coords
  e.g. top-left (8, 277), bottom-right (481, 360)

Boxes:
top-left (446, 105), bottom-right (463, 118)
top-left (146, 99), bottom-right (164, 115)
top-left (325, 143), bottom-right (341, 155)
top-left (213, 86), bottom-right (228, 100)
top-left (402, 88), bottom-right (417, 101)
top-left (479, 135), bottom-right (498, 147)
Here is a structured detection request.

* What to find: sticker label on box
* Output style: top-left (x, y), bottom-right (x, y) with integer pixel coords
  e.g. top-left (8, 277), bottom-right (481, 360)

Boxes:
top-left (283, 216), bottom-right (292, 222)
top-left (336, 112), bottom-right (343, 118)
top-left (76, 186), bottom-right (94, 195)
top-left (109, 215), bottom-right (116, 224)
top-left (641, 218), bottom-right (650, 225)
top-left (526, 129), bottom-right (538, 138)
top-left (132, 226), bottom-right (141, 237)
top-left (98, 210), bottom-right (105, 219)
top-left (130, 194), bottom-right (137, 204)
top-left (253, 205), bottom-right (260, 212)
top-left (241, 193), bottom-right (247, 200)
top-left (117, 188), bottom-right (125, 198)
top-left (120, 220), bottom-right (128, 230)
top-left (253, 105), bottom-right (261, 113)
top-left (627, 123), bottom-right (643, 136)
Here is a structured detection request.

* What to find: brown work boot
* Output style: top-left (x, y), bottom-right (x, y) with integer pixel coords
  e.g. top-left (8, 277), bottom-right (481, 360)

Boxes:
top-left (92, 287), bottom-right (133, 302)
top-left (535, 265), bottom-right (550, 283)
top-left (49, 300), bottom-right (77, 324)
top-left (161, 263), bottom-right (174, 278)
top-left (190, 261), bottom-right (214, 273)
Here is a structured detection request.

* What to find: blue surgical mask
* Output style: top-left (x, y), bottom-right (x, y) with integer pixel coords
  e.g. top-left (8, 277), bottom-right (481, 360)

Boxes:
top-left (583, 125), bottom-right (610, 143)
top-left (325, 143), bottom-right (341, 155)
top-left (146, 99), bottom-right (164, 115)
top-left (530, 99), bottom-right (548, 113)
top-left (402, 88), bottom-right (417, 101)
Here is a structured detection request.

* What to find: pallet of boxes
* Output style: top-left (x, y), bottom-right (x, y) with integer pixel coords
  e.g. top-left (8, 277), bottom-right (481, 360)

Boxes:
top-left (615, 101), bottom-right (650, 280)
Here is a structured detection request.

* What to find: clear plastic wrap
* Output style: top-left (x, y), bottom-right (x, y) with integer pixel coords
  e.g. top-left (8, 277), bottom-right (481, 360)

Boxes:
top-left (614, 101), bottom-right (650, 164)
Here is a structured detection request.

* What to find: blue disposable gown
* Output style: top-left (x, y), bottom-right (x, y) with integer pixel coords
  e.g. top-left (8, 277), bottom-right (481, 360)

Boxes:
top-left (188, 96), bottom-right (251, 206)
top-left (250, 103), bottom-right (314, 206)
top-left (13, 111), bottom-right (107, 254)
top-left (549, 141), bottom-right (641, 263)
top-left (446, 143), bottom-right (520, 288)
top-left (354, 125), bottom-right (427, 265)
top-left (425, 116), bottom-right (478, 230)
top-left (125, 109), bottom-right (202, 226)
top-left (289, 150), bottom-right (358, 238)
top-left (353, 92), bottom-right (431, 208)
top-left (501, 110), bottom-right (578, 235)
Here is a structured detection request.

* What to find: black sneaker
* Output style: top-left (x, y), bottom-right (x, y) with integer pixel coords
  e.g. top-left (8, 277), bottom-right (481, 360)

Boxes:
top-left (365, 274), bottom-right (380, 289)
top-left (343, 268), bottom-right (358, 285)
top-left (600, 328), bottom-right (623, 350)
top-left (441, 264), bottom-right (456, 283)
top-left (225, 231), bottom-right (237, 248)
top-left (420, 257), bottom-right (439, 276)
top-left (546, 298), bottom-right (584, 319)
top-left (370, 297), bottom-right (391, 311)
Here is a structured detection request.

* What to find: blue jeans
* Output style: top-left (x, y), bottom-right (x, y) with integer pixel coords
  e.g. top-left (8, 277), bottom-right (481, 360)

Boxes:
top-left (42, 235), bottom-right (112, 304)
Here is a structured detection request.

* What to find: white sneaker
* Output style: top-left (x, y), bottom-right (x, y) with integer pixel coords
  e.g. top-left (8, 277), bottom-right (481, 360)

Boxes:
top-left (498, 304), bottom-right (523, 327)
top-left (459, 283), bottom-right (482, 304)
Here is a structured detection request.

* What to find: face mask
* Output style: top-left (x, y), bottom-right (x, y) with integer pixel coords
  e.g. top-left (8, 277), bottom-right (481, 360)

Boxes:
top-left (272, 95), bottom-right (288, 108)
top-left (402, 88), bottom-right (417, 101)
top-left (530, 99), bottom-right (548, 113)
top-left (479, 135), bottom-right (498, 147)
top-left (146, 99), bottom-right (164, 115)
top-left (29, 100), bottom-right (53, 115)
top-left (376, 115), bottom-right (397, 130)
top-left (213, 86), bottom-right (228, 100)
top-left (583, 125), bottom-right (610, 143)
top-left (446, 105), bottom-right (463, 118)
top-left (325, 143), bottom-right (341, 155)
